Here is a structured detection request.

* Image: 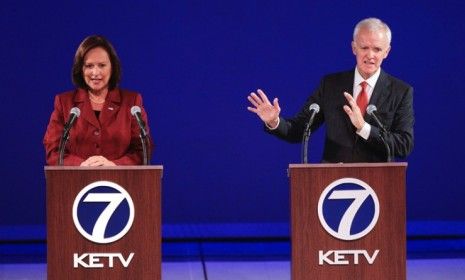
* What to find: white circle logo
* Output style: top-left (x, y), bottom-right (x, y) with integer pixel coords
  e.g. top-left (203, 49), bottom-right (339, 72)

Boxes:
top-left (72, 181), bottom-right (135, 244)
top-left (317, 178), bottom-right (379, 241)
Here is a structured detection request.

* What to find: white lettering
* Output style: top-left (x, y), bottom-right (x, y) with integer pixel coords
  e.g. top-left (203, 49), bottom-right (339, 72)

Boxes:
top-left (89, 255), bottom-right (104, 268)
top-left (334, 251), bottom-right (349, 265)
top-left (319, 251), bottom-right (334, 265)
top-left (318, 250), bottom-right (380, 265)
top-left (108, 254), bottom-right (114, 267)
top-left (353, 250), bottom-right (360, 264)
top-left (73, 253), bottom-right (135, 268)
top-left (118, 252), bottom-right (135, 267)
top-left (364, 249), bottom-right (379, 264)
top-left (74, 253), bottom-right (89, 268)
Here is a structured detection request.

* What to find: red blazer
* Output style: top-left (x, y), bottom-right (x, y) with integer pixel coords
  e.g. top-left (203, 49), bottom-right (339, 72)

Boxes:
top-left (43, 88), bottom-right (153, 165)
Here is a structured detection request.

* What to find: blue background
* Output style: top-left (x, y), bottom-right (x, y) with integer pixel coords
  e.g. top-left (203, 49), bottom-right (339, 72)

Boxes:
top-left (1, 0), bottom-right (464, 240)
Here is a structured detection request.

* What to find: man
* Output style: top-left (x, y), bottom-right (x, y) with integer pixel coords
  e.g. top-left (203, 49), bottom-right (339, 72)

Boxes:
top-left (247, 18), bottom-right (414, 162)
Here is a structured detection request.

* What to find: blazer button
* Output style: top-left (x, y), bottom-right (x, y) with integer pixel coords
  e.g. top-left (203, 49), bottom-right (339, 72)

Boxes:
top-left (94, 130), bottom-right (100, 136)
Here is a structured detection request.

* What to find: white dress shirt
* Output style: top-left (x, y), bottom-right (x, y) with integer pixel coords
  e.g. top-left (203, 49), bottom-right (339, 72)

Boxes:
top-left (353, 67), bottom-right (381, 140)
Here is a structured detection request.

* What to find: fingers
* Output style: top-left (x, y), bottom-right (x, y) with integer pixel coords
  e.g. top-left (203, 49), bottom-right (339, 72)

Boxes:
top-left (343, 92), bottom-right (365, 130)
top-left (81, 156), bottom-right (115, 167)
top-left (88, 161), bottom-right (103, 167)
top-left (272, 98), bottom-right (281, 112)
top-left (343, 91), bottom-right (361, 115)
top-left (81, 156), bottom-right (106, 166)
top-left (247, 89), bottom-right (271, 107)
top-left (257, 89), bottom-right (271, 104)
top-left (344, 92), bottom-right (357, 108)
top-left (247, 89), bottom-right (281, 126)
top-left (247, 93), bottom-right (260, 108)
top-left (343, 105), bottom-right (352, 116)
top-left (247, 106), bottom-right (258, 113)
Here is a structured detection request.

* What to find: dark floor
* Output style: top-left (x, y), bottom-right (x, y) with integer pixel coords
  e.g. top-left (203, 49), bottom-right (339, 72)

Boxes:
top-left (2, 239), bottom-right (465, 279)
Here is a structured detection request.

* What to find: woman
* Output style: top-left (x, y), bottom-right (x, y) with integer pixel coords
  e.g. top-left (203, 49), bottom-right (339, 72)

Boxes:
top-left (43, 35), bottom-right (152, 166)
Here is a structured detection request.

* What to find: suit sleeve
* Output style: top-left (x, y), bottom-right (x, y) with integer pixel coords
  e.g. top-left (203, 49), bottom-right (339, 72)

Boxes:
top-left (43, 95), bottom-right (85, 166)
top-left (265, 79), bottom-right (326, 143)
top-left (112, 94), bottom-right (154, 165)
top-left (367, 86), bottom-right (414, 158)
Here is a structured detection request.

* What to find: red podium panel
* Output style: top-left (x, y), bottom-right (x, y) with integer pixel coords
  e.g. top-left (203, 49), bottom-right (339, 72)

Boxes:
top-left (289, 163), bottom-right (406, 280)
top-left (45, 166), bottom-right (162, 280)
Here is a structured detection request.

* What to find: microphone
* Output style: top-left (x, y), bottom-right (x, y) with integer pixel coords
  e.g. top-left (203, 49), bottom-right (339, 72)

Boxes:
top-left (366, 105), bottom-right (391, 162)
top-left (130, 106), bottom-right (147, 138)
top-left (130, 105), bottom-right (150, 165)
top-left (64, 107), bottom-right (80, 132)
top-left (58, 107), bottom-right (80, 165)
top-left (367, 105), bottom-right (387, 134)
top-left (307, 103), bottom-right (320, 128)
top-left (301, 103), bottom-right (320, 163)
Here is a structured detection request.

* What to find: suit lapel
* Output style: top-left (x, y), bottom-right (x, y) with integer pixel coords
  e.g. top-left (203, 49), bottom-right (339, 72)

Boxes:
top-left (369, 70), bottom-right (391, 109)
top-left (341, 71), bottom-right (355, 97)
top-left (340, 71), bottom-right (355, 130)
top-left (99, 89), bottom-right (121, 127)
top-left (74, 89), bottom-right (100, 129)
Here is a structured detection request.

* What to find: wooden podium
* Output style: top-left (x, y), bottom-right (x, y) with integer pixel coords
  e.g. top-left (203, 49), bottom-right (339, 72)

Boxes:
top-left (44, 166), bottom-right (162, 280)
top-left (289, 163), bottom-right (407, 280)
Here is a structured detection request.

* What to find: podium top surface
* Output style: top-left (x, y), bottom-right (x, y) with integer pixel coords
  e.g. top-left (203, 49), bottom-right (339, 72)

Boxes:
top-left (44, 165), bottom-right (163, 171)
top-left (289, 162), bottom-right (407, 169)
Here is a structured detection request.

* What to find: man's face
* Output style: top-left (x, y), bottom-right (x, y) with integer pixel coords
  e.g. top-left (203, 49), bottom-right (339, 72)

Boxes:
top-left (352, 28), bottom-right (391, 79)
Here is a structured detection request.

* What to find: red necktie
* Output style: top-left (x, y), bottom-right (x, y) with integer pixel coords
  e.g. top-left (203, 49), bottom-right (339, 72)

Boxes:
top-left (357, 81), bottom-right (368, 116)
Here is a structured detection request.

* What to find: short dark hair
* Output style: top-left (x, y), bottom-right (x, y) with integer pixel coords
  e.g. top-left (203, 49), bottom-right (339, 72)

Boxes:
top-left (71, 35), bottom-right (121, 90)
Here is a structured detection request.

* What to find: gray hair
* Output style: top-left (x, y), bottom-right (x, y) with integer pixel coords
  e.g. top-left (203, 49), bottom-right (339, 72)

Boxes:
top-left (353, 18), bottom-right (392, 45)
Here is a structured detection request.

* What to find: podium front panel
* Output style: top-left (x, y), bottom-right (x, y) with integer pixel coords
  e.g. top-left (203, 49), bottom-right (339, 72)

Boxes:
top-left (289, 163), bottom-right (406, 280)
top-left (45, 166), bottom-right (162, 280)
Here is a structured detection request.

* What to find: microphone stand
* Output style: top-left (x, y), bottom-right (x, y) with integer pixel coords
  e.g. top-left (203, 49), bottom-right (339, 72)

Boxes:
top-left (131, 106), bottom-right (150, 165)
top-left (379, 131), bottom-right (391, 162)
top-left (140, 135), bottom-right (147, 165)
top-left (57, 107), bottom-right (80, 166)
top-left (138, 125), bottom-right (150, 165)
top-left (58, 128), bottom-right (71, 166)
top-left (367, 105), bottom-right (392, 162)
top-left (301, 114), bottom-right (316, 164)
top-left (371, 113), bottom-right (391, 162)
top-left (139, 133), bottom-right (150, 165)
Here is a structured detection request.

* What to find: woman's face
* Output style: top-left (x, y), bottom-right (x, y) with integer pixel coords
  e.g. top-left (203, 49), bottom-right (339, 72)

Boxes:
top-left (82, 47), bottom-right (112, 94)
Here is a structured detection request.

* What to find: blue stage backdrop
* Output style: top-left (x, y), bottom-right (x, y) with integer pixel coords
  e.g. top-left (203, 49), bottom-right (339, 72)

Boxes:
top-left (1, 0), bottom-right (465, 240)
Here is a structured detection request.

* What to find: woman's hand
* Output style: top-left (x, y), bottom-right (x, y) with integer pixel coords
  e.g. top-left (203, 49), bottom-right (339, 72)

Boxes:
top-left (80, 156), bottom-right (116, 167)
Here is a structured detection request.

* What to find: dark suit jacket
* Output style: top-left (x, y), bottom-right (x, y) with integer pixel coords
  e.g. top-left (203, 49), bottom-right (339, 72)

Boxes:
top-left (268, 70), bottom-right (414, 162)
top-left (43, 88), bottom-right (153, 165)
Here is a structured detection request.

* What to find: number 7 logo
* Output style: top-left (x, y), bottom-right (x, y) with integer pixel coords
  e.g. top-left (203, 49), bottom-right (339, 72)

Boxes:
top-left (318, 178), bottom-right (379, 241)
top-left (73, 181), bottom-right (135, 244)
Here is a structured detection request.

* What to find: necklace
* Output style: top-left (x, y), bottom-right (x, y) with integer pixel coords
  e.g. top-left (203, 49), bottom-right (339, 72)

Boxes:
top-left (89, 93), bottom-right (106, 104)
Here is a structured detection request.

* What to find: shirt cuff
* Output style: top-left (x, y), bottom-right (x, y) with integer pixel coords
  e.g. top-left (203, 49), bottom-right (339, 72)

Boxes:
top-left (265, 118), bottom-right (280, 130)
top-left (356, 122), bottom-right (371, 140)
